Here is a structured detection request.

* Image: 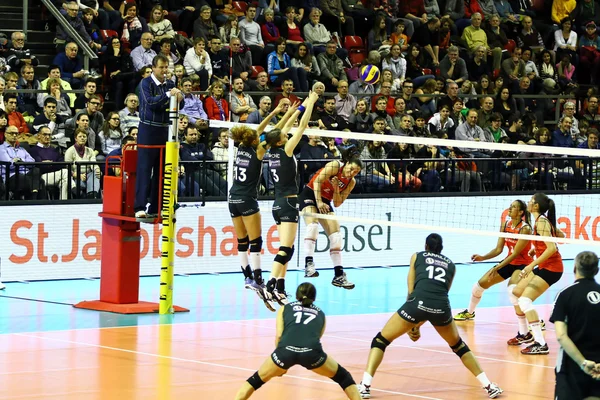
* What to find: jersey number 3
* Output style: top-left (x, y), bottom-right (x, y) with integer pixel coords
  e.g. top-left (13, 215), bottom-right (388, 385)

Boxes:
top-left (426, 265), bottom-right (446, 282)
top-left (294, 311), bottom-right (316, 325)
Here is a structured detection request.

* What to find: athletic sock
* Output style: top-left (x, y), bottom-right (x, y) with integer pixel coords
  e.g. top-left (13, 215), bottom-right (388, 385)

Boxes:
top-left (334, 266), bottom-right (343, 277)
top-left (241, 266), bottom-right (252, 279)
top-left (476, 372), bottom-right (491, 387)
top-left (530, 321), bottom-right (546, 346)
top-left (468, 282), bottom-right (485, 313)
top-left (266, 278), bottom-right (276, 293)
top-left (305, 256), bottom-right (314, 266)
top-left (250, 252), bottom-right (261, 271)
top-left (362, 372), bottom-right (373, 386)
top-left (517, 315), bottom-right (528, 335)
top-left (239, 250), bottom-right (249, 271)
top-left (276, 278), bottom-right (285, 293)
top-left (253, 269), bottom-right (263, 285)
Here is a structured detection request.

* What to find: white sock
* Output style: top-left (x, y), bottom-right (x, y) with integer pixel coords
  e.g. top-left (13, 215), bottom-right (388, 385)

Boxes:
top-left (239, 250), bottom-right (249, 268)
top-left (250, 252), bottom-right (261, 271)
top-left (476, 372), bottom-right (491, 387)
top-left (530, 322), bottom-right (546, 346)
top-left (517, 315), bottom-right (528, 335)
top-left (330, 249), bottom-right (342, 267)
top-left (362, 372), bottom-right (373, 386)
top-left (304, 238), bottom-right (316, 257)
top-left (468, 283), bottom-right (485, 313)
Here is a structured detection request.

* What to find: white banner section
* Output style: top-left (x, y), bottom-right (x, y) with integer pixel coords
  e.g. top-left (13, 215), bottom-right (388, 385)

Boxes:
top-left (1, 195), bottom-right (599, 281)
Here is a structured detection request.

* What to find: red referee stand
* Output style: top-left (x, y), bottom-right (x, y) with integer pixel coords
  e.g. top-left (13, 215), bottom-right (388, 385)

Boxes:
top-left (74, 145), bottom-right (189, 314)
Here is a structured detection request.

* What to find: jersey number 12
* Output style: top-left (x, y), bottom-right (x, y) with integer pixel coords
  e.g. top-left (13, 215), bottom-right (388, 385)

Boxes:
top-left (426, 265), bottom-right (446, 283)
top-left (294, 311), bottom-right (316, 325)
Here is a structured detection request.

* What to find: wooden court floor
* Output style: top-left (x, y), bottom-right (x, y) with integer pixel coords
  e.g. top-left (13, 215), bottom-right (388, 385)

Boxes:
top-left (0, 305), bottom-right (556, 400)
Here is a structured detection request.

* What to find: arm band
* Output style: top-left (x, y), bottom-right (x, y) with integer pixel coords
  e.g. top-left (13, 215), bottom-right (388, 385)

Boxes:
top-left (297, 105), bottom-right (306, 113)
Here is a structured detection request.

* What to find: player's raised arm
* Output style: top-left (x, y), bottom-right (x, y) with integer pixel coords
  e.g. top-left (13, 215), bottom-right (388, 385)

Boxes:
top-left (284, 92), bottom-right (319, 156)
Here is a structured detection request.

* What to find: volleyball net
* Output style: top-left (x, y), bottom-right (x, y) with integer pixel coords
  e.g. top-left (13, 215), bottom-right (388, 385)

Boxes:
top-left (207, 119), bottom-right (600, 258)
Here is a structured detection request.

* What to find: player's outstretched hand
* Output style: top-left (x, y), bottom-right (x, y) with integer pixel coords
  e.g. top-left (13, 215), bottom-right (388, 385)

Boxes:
top-left (308, 90), bottom-right (319, 103)
top-left (408, 327), bottom-right (421, 342)
top-left (487, 266), bottom-right (499, 282)
top-left (471, 254), bottom-right (484, 262)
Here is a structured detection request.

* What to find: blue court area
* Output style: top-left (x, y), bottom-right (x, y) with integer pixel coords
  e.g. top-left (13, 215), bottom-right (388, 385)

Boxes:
top-left (0, 261), bottom-right (575, 335)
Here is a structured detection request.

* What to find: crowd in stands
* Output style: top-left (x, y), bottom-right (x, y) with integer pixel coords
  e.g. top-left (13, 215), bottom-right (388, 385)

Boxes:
top-left (1, 0), bottom-right (600, 200)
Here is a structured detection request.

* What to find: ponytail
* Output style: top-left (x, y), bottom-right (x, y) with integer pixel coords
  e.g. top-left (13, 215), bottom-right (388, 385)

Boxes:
top-left (340, 146), bottom-right (363, 170)
top-left (533, 193), bottom-right (557, 231)
top-left (547, 199), bottom-right (557, 230)
top-left (296, 282), bottom-right (317, 306)
top-left (516, 199), bottom-right (531, 226)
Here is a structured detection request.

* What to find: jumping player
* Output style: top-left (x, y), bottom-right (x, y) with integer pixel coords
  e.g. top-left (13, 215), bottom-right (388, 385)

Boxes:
top-left (513, 193), bottom-right (565, 355)
top-left (234, 282), bottom-right (361, 400)
top-left (263, 91), bottom-right (319, 305)
top-left (229, 101), bottom-right (289, 311)
top-left (357, 234), bottom-right (503, 399)
top-left (455, 200), bottom-right (536, 345)
top-left (300, 152), bottom-right (362, 289)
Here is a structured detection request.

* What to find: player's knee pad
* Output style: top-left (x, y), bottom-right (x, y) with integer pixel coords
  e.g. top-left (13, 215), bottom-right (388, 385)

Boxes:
top-left (371, 332), bottom-right (391, 352)
top-left (331, 365), bottom-right (355, 390)
top-left (249, 237), bottom-right (263, 253)
top-left (247, 371), bottom-right (264, 390)
top-left (329, 231), bottom-right (342, 251)
top-left (274, 246), bottom-right (294, 265)
top-left (507, 284), bottom-right (519, 306)
top-left (450, 338), bottom-right (471, 358)
top-left (518, 296), bottom-right (534, 313)
top-left (237, 236), bottom-right (249, 252)
top-left (472, 282), bottom-right (485, 298)
top-left (306, 223), bottom-right (319, 241)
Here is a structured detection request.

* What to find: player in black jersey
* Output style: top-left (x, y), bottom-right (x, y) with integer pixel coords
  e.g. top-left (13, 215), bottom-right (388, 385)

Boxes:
top-left (357, 234), bottom-right (504, 399)
top-left (550, 251), bottom-right (600, 400)
top-left (261, 91), bottom-right (320, 306)
top-left (235, 282), bottom-right (361, 400)
top-left (229, 101), bottom-right (292, 312)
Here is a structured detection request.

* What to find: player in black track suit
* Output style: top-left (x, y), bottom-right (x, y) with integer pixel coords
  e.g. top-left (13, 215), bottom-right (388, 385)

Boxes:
top-left (260, 92), bottom-right (320, 306)
top-left (235, 282), bottom-right (361, 400)
top-left (357, 234), bottom-right (504, 399)
top-left (229, 102), bottom-right (291, 312)
top-left (550, 251), bottom-right (600, 400)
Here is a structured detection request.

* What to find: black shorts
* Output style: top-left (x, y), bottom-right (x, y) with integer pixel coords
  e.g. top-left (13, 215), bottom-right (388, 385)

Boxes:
top-left (533, 268), bottom-right (563, 287)
top-left (397, 295), bottom-right (453, 327)
top-left (556, 362), bottom-right (600, 400)
top-left (298, 186), bottom-right (332, 212)
top-left (272, 197), bottom-right (299, 225)
top-left (271, 345), bottom-right (327, 370)
top-left (228, 197), bottom-right (260, 218)
top-left (497, 264), bottom-right (526, 280)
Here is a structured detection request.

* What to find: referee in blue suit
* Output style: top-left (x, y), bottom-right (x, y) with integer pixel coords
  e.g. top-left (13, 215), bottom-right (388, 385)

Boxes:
top-left (135, 54), bottom-right (184, 219)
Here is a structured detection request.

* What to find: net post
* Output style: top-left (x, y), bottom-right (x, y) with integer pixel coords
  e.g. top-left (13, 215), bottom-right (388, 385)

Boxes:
top-left (159, 95), bottom-right (180, 315)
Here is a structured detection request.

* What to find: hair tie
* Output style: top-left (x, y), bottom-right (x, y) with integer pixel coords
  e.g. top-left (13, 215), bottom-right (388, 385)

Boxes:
top-left (302, 295), bottom-right (307, 299)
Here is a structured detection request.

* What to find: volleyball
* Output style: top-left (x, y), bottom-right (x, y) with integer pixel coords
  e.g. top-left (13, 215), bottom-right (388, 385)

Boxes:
top-left (360, 64), bottom-right (380, 85)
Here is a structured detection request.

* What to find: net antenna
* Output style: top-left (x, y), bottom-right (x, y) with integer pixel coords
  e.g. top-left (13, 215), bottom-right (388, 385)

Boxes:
top-left (209, 120), bottom-right (600, 248)
top-left (159, 95), bottom-right (182, 314)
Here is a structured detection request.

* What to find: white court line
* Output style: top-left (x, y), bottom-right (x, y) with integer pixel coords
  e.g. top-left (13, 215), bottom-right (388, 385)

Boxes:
top-left (12, 333), bottom-right (443, 400)
top-left (477, 319), bottom-right (556, 332)
top-left (224, 320), bottom-right (554, 370)
top-left (0, 303), bottom-right (553, 337)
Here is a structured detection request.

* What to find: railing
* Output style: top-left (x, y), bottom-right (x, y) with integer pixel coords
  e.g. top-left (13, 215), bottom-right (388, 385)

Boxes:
top-left (40, 0), bottom-right (98, 70)
top-left (2, 156), bottom-right (599, 203)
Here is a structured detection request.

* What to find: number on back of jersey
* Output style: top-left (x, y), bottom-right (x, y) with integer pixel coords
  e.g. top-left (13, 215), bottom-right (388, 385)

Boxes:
top-left (235, 166), bottom-right (247, 182)
top-left (294, 311), bottom-right (316, 325)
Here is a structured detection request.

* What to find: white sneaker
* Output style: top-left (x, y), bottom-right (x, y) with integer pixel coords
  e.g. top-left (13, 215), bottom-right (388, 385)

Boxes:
top-left (357, 382), bottom-right (371, 399)
top-left (304, 261), bottom-right (319, 277)
top-left (484, 383), bottom-right (503, 398)
top-left (272, 289), bottom-right (289, 306)
top-left (0, 281), bottom-right (5, 290)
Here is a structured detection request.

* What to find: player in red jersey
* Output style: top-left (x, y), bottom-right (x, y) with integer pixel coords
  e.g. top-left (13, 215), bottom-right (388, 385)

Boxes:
top-left (454, 200), bottom-right (536, 345)
top-left (513, 193), bottom-right (565, 355)
top-left (298, 150), bottom-right (362, 289)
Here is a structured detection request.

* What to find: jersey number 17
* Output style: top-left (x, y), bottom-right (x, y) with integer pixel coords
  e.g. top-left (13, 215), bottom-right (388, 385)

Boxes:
top-left (294, 311), bottom-right (316, 325)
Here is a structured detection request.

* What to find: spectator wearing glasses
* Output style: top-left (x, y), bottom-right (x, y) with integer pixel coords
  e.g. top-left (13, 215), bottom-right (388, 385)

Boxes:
top-left (56, 2), bottom-right (94, 52)
top-left (179, 77), bottom-right (210, 134)
top-left (119, 93), bottom-right (140, 133)
top-left (316, 40), bottom-right (347, 92)
top-left (28, 126), bottom-right (72, 200)
top-left (0, 125), bottom-right (45, 200)
top-left (131, 32), bottom-right (157, 72)
top-left (247, 96), bottom-right (278, 125)
top-left (66, 94), bottom-right (104, 144)
top-left (6, 32), bottom-right (38, 72)
top-left (561, 101), bottom-right (581, 143)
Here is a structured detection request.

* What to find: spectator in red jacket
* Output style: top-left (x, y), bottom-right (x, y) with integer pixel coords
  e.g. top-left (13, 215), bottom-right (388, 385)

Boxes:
top-left (204, 82), bottom-right (230, 121)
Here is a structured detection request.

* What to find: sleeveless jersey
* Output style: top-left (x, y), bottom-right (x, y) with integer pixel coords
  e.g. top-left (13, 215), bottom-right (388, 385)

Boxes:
top-left (504, 220), bottom-right (533, 266)
top-left (229, 145), bottom-right (262, 199)
top-left (533, 215), bottom-right (563, 273)
top-left (278, 301), bottom-right (326, 349)
top-left (307, 161), bottom-right (353, 201)
top-left (412, 251), bottom-right (456, 299)
top-left (268, 146), bottom-right (298, 197)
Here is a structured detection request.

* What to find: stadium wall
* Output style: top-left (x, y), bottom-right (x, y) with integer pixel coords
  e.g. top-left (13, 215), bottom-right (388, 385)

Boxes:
top-left (2, 195), bottom-right (600, 281)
